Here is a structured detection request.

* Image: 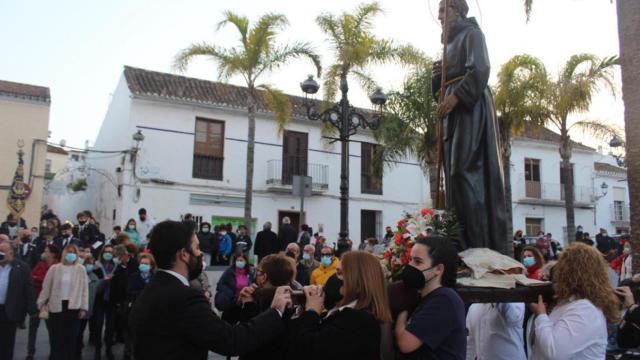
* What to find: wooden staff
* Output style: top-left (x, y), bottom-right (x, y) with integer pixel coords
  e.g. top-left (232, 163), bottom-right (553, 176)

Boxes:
top-left (434, 0), bottom-right (450, 210)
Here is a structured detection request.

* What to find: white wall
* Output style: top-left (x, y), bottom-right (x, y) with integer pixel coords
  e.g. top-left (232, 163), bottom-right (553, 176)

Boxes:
top-left (86, 81), bottom-right (428, 247)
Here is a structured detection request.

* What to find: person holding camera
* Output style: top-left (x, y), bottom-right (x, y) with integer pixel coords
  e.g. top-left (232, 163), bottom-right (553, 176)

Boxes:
top-left (129, 221), bottom-right (292, 360)
top-left (287, 251), bottom-right (392, 360)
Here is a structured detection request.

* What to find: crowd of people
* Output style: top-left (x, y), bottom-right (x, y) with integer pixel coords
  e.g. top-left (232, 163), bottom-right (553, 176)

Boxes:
top-left (1, 207), bottom-right (640, 360)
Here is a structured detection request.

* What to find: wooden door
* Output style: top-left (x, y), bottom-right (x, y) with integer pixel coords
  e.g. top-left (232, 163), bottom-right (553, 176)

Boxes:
top-left (282, 131), bottom-right (308, 185)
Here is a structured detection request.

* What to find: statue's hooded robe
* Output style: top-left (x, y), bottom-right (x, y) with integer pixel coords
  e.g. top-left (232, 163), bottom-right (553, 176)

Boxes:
top-left (433, 17), bottom-right (508, 254)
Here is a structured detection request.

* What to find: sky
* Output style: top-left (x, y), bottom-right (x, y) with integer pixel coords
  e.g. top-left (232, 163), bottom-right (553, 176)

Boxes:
top-left (0, 0), bottom-right (624, 150)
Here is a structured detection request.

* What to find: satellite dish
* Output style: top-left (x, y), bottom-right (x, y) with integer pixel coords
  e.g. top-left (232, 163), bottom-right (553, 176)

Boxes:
top-left (59, 139), bottom-right (67, 147)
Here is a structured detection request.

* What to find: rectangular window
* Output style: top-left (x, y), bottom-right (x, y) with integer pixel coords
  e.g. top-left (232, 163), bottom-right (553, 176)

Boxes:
top-left (613, 200), bottom-right (625, 221)
top-left (525, 218), bottom-right (543, 236)
top-left (193, 118), bottom-right (224, 180)
top-left (361, 142), bottom-right (382, 195)
top-left (45, 159), bottom-right (52, 173)
top-left (282, 130), bottom-right (308, 185)
top-left (525, 158), bottom-right (541, 198)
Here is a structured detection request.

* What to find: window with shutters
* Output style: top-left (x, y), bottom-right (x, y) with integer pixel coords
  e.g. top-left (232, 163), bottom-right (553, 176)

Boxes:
top-left (361, 142), bottom-right (382, 195)
top-left (525, 158), bottom-right (541, 198)
top-left (193, 118), bottom-right (224, 180)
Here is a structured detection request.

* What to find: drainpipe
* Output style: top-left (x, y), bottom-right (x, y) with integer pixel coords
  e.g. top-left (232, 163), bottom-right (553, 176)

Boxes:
top-left (28, 139), bottom-right (47, 186)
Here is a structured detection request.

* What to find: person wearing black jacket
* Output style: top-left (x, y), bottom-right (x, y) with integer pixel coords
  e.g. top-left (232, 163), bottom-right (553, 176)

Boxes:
top-left (254, 222), bottom-right (278, 262)
top-left (277, 217), bottom-right (297, 251)
top-left (73, 212), bottom-right (99, 248)
top-left (55, 223), bottom-right (81, 250)
top-left (0, 240), bottom-right (37, 360)
top-left (109, 245), bottom-right (138, 348)
top-left (17, 230), bottom-right (39, 268)
top-left (286, 251), bottom-right (392, 360)
top-left (129, 220), bottom-right (292, 360)
top-left (197, 222), bottom-right (216, 266)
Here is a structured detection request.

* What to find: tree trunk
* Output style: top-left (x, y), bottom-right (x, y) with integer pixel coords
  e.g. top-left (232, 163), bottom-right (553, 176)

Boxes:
top-left (244, 89), bottom-right (256, 237)
top-left (501, 132), bottom-right (514, 254)
top-left (617, 0), bottom-right (640, 272)
top-left (560, 130), bottom-right (576, 244)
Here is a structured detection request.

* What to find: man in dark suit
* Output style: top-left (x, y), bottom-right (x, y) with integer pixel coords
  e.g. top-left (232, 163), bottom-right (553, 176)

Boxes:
top-left (16, 229), bottom-right (38, 268)
top-left (0, 239), bottom-right (37, 360)
top-left (73, 211), bottom-right (99, 248)
top-left (254, 222), bottom-right (279, 262)
top-left (129, 221), bottom-right (292, 360)
top-left (55, 223), bottom-right (81, 250)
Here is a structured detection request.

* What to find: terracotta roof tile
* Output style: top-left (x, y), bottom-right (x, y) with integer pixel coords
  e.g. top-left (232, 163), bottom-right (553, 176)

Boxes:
top-left (594, 162), bottom-right (626, 175)
top-left (516, 122), bottom-right (594, 151)
top-left (0, 80), bottom-right (50, 103)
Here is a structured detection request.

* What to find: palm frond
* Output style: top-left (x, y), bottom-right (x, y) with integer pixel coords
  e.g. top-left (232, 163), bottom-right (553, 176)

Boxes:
top-left (257, 84), bottom-right (292, 134)
top-left (172, 42), bottom-right (240, 80)
top-left (257, 42), bottom-right (322, 79)
top-left (569, 119), bottom-right (623, 141)
top-left (246, 13), bottom-right (289, 69)
top-left (322, 64), bottom-right (342, 102)
top-left (349, 69), bottom-right (377, 95)
top-left (353, 2), bottom-right (384, 33)
top-left (524, 0), bottom-right (533, 22)
top-left (316, 13), bottom-right (344, 49)
top-left (367, 40), bottom-right (424, 67)
top-left (217, 11), bottom-right (250, 47)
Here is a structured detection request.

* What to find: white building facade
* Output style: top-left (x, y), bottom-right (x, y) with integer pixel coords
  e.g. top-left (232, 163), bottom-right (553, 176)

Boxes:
top-left (510, 126), bottom-right (629, 244)
top-left (85, 66), bottom-right (429, 247)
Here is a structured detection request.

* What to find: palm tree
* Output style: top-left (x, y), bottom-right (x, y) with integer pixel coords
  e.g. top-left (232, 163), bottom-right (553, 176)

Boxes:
top-left (372, 61), bottom-right (439, 202)
top-left (494, 54), bottom-right (550, 243)
top-left (544, 54), bottom-right (619, 242)
top-left (616, 0), bottom-right (640, 270)
top-left (316, 2), bottom-right (422, 103)
top-left (174, 12), bottom-right (321, 234)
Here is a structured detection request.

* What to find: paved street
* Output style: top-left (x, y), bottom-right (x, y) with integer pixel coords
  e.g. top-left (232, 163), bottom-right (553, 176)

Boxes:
top-left (14, 270), bottom-right (230, 360)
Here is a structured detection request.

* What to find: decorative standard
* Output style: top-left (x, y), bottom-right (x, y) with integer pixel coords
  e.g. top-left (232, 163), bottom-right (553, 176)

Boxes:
top-left (300, 74), bottom-right (387, 243)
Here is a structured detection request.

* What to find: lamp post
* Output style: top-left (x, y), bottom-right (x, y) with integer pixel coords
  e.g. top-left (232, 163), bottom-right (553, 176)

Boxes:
top-left (299, 74), bottom-right (386, 242)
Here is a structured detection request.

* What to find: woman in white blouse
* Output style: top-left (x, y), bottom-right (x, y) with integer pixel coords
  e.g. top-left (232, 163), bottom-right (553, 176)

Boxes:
top-left (37, 244), bottom-right (89, 360)
top-left (529, 243), bottom-right (620, 360)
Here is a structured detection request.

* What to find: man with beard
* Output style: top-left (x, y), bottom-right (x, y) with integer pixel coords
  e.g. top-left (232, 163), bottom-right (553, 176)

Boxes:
top-left (129, 220), bottom-right (292, 360)
top-left (433, 0), bottom-right (507, 254)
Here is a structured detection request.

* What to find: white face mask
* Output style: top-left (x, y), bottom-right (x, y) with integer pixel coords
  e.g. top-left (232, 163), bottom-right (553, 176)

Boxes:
top-left (220, 231), bottom-right (227, 236)
top-left (128, 225), bottom-right (136, 230)
top-left (202, 228), bottom-right (210, 233)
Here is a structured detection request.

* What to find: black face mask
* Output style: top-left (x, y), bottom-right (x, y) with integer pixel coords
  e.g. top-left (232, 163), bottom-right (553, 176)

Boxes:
top-left (186, 251), bottom-right (203, 281)
top-left (78, 220), bottom-right (86, 226)
top-left (401, 265), bottom-right (435, 290)
top-left (0, 252), bottom-right (5, 262)
top-left (21, 236), bottom-right (31, 244)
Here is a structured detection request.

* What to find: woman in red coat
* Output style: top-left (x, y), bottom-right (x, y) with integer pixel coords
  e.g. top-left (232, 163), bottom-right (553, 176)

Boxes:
top-left (27, 244), bottom-right (60, 360)
top-left (521, 246), bottom-right (545, 281)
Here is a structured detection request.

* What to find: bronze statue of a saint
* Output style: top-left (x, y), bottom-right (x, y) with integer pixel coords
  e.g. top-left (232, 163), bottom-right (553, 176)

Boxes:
top-left (433, 0), bottom-right (508, 254)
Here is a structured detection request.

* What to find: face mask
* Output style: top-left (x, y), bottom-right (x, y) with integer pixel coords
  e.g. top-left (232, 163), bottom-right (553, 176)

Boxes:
top-left (236, 260), bottom-right (246, 269)
top-left (140, 216), bottom-right (146, 222)
top-left (624, 247), bottom-right (631, 255)
top-left (113, 257), bottom-right (121, 265)
top-left (186, 251), bottom-right (203, 281)
top-left (103, 253), bottom-right (113, 261)
top-left (202, 227), bottom-right (210, 233)
top-left (321, 256), bottom-right (332, 267)
top-left (0, 252), bottom-right (5, 262)
top-left (65, 253), bottom-right (77, 264)
top-left (79, 220), bottom-right (87, 226)
top-left (302, 253), bottom-right (311, 261)
top-left (41, 253), bottom-right (48, 261)
top-left (21, 236), bottom-right (31, 244)
top-left (128, 225), bottom-right (136, 230)
top-left (523, 256), bottom-right (536, 268)
top-left (139, 264), bottom-right (151, 273)
top-left (86, 264), bottom-right (95, 273)
top-left (401, 265), bottom-right (435, 290)
top-left (220, 231), bottom-right (227, 236)
top-left (79, 257), bottom-right (85, 265)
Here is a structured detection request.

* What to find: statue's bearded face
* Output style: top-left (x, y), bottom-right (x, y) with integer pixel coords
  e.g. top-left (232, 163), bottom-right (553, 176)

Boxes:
top-left (438, 1), bottom-right (462, 29)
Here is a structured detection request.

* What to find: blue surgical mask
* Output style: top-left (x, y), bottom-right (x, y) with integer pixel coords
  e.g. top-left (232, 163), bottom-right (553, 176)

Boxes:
top-left (113, 257), bottom-right (121, 265)
top-left (86, 264), bottom-right (95, 273)
top-left (302, 253), bottom-right (311, 261)
top-left (236, 261), bottom-right (246, 269)
top-left (79, 258), bottom-right (85, 265)
top-left (103, 253), bottom-right (113, 261)
top-left (321, 256), bottom-right (332, 267)
top-left (139, 264), bottom-right (151, 273)
top-left (523, 256), bottom-right (536, 268)
top-left (65, 253), bottom-right (77, 264)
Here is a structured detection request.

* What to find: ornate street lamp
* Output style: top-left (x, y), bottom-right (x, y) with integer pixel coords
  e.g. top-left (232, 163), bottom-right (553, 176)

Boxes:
top-left (299, 74), bottom-right (387, 242)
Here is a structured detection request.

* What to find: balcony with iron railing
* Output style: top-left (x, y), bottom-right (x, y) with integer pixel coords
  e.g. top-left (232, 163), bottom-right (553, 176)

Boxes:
top-left (610, 203), bottom-right (630, 223)
top-left (266, 159), bottom-right (329, 193)
top-left (520, 180), bottom-right (595, 206)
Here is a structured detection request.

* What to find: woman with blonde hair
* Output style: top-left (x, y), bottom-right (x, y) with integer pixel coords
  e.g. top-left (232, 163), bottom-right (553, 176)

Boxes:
top-left (37, 244), bottom-right (88, 360)
top-left (529, 242), bottom-right (620, 360)
top-left (288, 251), bottom-right (392, 360)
